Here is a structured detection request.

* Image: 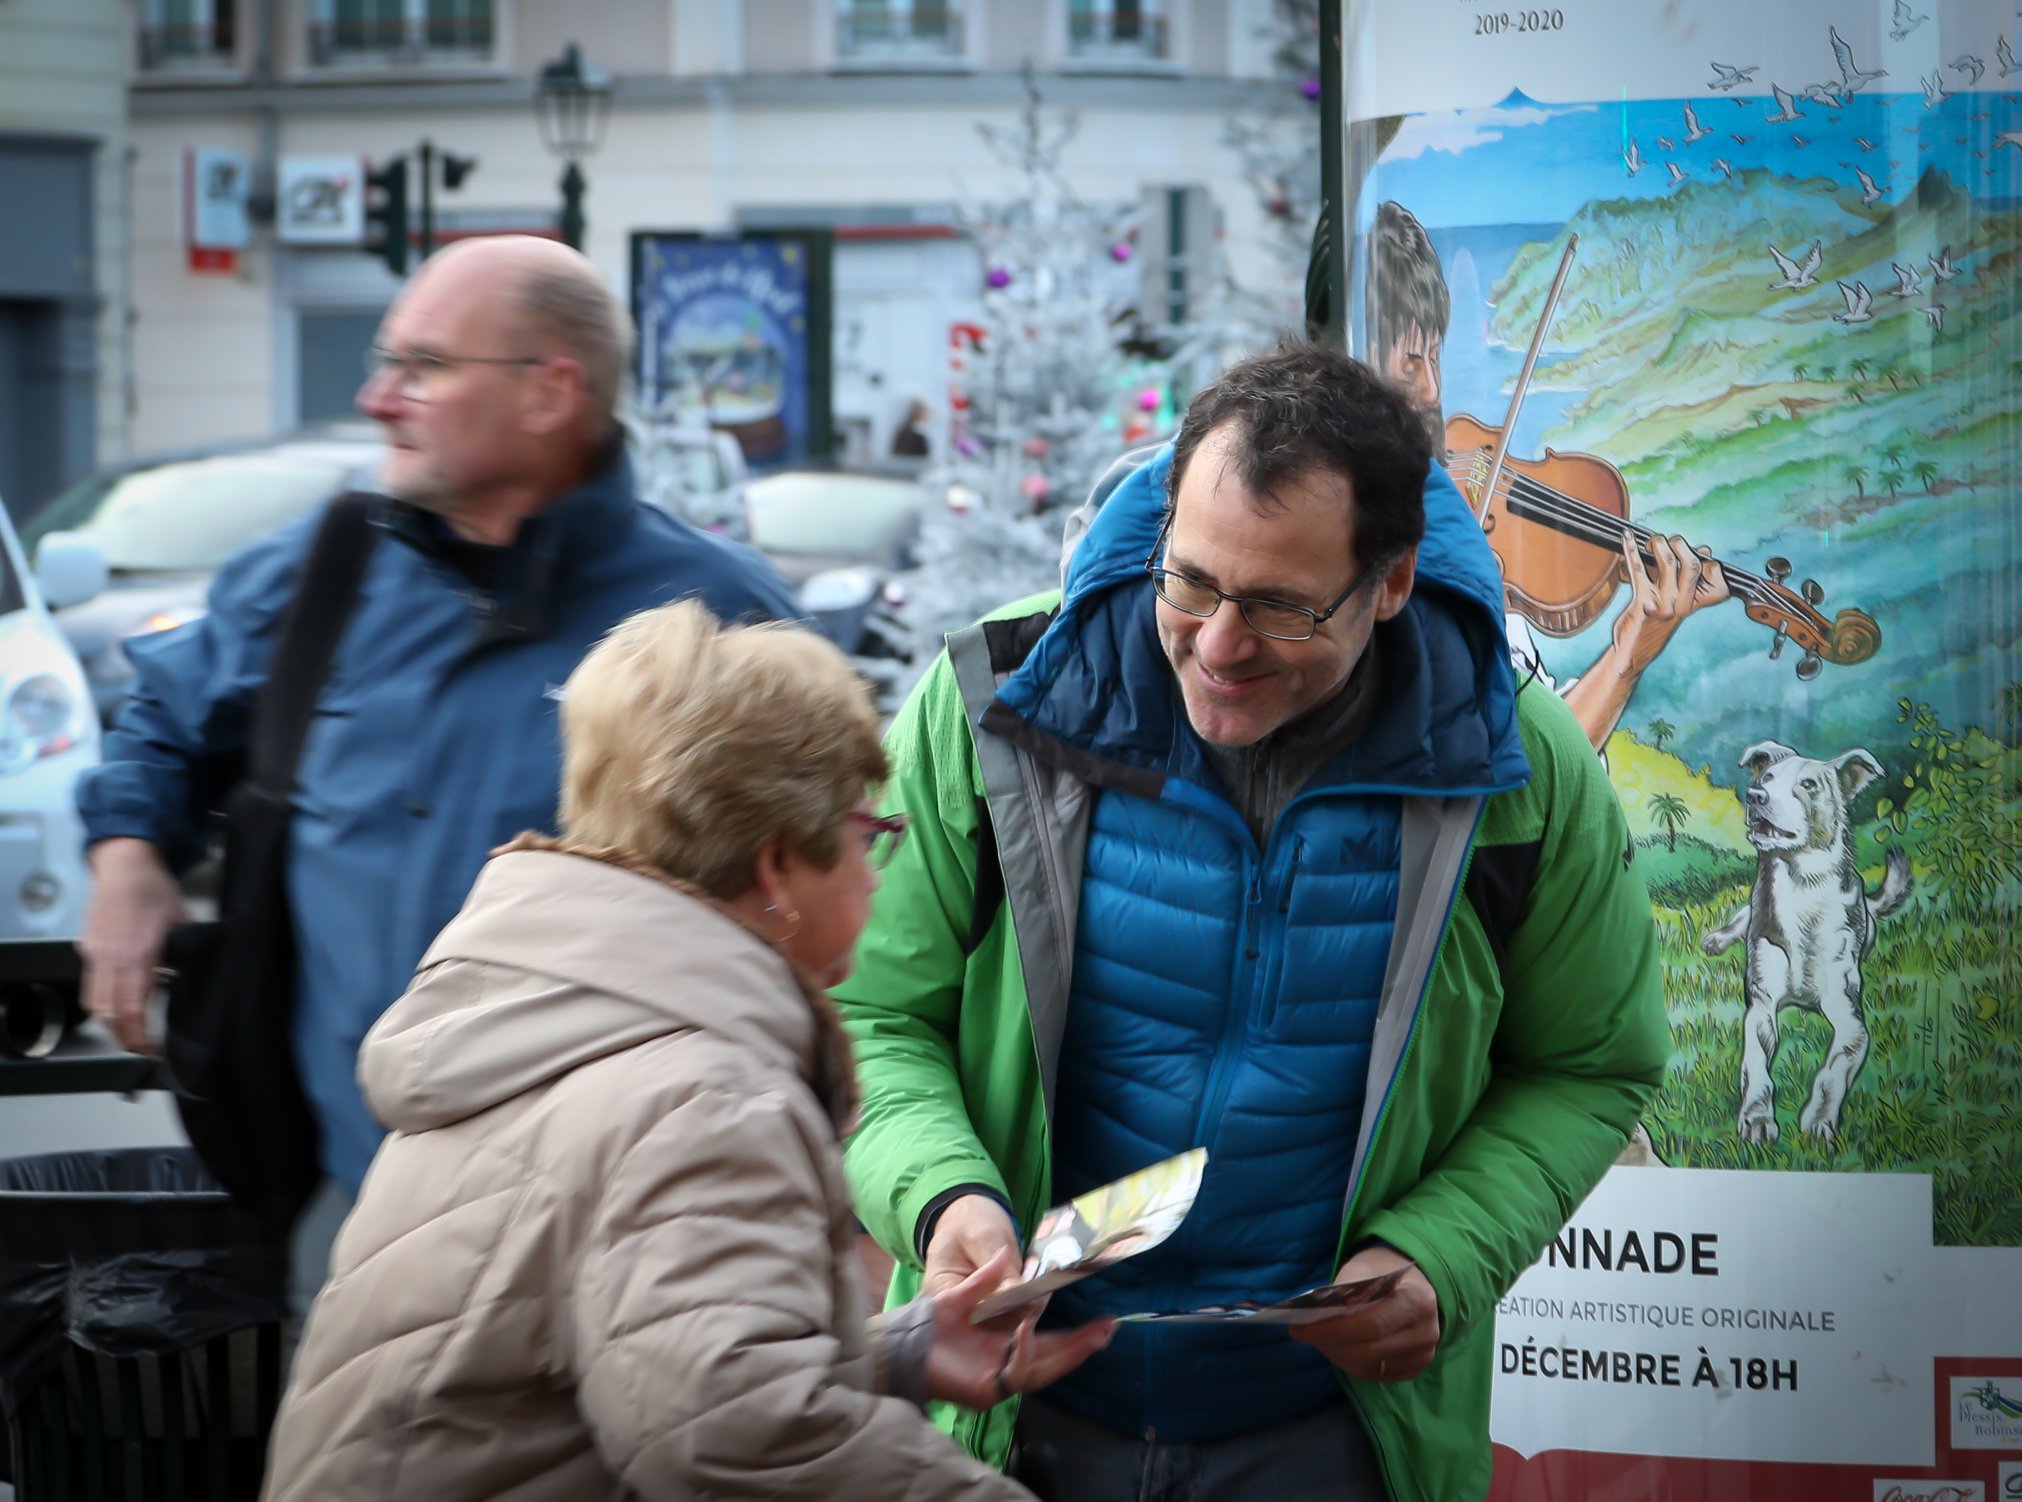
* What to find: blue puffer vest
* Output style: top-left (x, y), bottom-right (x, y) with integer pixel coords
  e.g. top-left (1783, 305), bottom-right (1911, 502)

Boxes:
top-left (1010, 451), bottom-right (1521, 1443)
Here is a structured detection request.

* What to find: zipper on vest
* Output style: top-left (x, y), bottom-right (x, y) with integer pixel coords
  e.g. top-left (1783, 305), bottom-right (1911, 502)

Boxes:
top-left (1279, 836), bottom-right (1305, 914)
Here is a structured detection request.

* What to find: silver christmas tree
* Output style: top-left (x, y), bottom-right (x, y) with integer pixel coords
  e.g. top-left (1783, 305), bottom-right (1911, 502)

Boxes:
top-left (892, 70), bottom-right (1199, 663)
top-left (1223, 0), bottom-right (1323, 337)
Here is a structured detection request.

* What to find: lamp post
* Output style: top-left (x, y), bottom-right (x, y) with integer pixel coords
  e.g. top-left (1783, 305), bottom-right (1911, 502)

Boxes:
top-left (533, 42), bottom-right (612, 252)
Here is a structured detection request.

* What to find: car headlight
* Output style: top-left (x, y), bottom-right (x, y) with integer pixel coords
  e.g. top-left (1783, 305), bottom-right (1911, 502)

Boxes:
top-left (799, 566), bottom-right (880, 615)
top-left (124, 608), bottom-right (206, 640)
top-left (0, 673), bottom-right (86, 774)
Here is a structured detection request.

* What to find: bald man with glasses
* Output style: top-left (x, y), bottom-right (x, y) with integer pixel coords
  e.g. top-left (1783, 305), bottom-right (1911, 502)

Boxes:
top-left (837, 342), bottom-right (1667, 1501)
top-left (77, 237), bottom-right (796, 1285)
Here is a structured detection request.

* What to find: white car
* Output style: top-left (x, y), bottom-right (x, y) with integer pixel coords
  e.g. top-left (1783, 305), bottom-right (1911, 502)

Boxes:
top-left (0, 497), bottom-right (99, 941)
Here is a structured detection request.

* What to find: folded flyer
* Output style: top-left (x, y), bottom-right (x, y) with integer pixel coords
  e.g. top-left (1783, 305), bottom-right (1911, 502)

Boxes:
top-left (971, 1147), bottom-right (1208, 1322)
top-left (1117, 1263), bottom-right (1413, 1325)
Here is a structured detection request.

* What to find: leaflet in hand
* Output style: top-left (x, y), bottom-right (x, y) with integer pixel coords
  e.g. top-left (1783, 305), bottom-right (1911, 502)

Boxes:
top-left (970, 1147), bottom-right (1207, 1322)
top-left (1117, 1263), bottom-right (1413, 1325)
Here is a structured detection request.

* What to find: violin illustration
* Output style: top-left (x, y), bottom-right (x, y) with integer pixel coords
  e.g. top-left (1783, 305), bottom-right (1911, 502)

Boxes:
top-left (1443, 235), bottom-right (1879, 680)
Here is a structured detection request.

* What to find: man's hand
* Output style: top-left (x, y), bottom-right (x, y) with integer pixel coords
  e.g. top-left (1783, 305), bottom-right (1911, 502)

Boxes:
top-left (1612, 530), bottom-right (1730, 678)
top-left (921, 1193), bottom-right (1025, 1302)
top-left (78, 838), bottom-right (186, 1054)
top-left (1290, 1244), bottom-right (1441, 1383)
top-left (923, 1248), bottom-right (1116, 1409)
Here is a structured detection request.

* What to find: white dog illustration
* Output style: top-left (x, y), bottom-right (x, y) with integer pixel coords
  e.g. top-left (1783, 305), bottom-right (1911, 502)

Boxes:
top-left (1701, 741), bottom-right (1912, 1147)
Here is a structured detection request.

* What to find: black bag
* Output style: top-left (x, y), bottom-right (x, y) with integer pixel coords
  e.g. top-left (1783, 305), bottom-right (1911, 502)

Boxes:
top-left (160, 495), bottom-right (379, 1230)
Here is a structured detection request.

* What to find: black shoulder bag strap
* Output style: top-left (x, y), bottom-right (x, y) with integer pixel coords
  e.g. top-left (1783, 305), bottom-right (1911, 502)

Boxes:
top-left (248, 494), bottom-right (381, 796)
top-left (167, 493), bottom-right (380, 1226)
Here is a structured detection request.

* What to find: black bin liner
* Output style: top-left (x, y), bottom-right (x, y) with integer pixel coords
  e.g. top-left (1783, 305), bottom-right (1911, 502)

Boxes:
top-left (0, 1147), bottom-right (290, 1499)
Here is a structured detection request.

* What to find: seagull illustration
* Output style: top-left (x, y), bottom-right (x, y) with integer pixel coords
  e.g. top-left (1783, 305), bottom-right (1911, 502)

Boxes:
top-left (2000, 37), bottom-right (2018, 78)
top-left (1684, 102), bottom-right (1712, 142)
top-left (1928, 245), bottom-right (1960, 281)
top-left (1834, 280), bottom-right (1874, 324)
top-left (1996, 129), bottom-right (2022, 152)
top-left (1855, 167), bottom-right (1884, 204)
top-left (1768, 239), bottom-right (1823, 289)
top-left (1952, 54), bottom-right (1985, 85)
top-left (1666, 162), bottom-right (1687, 186)
top-left (1731, 131), bottom-right (1754, 144)
top-left (1890, 261), bottom-right (1924, 297)
top-left (1856, 136), bottom-right (1879, 151)
top-left (1713, 158), bottom-right (1735, 178)
top-left (1831, 25), bottom-right (1887, 94)
top-left (1766, 83), bottom-right (1806, 123)
top-left (1624, 138), bottom-right (1645, 177)
top-left (1802, 82), bottom-right (1846, 109)
top-left (1658, 135), bottom-right (1676, 151)
top-left (1709, 61), bottom-right (1760, 90)
top-left (1791, 133), bottom-right (1810, 148)
top-left (1922, 302), bottom-right (1945, 331)
top-left (1920, 71), bottom-right (1951, 108)
top-left (1889, 0), bottom-right (1927, 41)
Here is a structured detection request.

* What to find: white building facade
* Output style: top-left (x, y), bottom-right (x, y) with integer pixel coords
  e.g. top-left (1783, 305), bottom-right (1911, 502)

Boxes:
top-left (0, 0), bottom-right (132, 517)
top-left (126, 0), bottom-right (1291, 459)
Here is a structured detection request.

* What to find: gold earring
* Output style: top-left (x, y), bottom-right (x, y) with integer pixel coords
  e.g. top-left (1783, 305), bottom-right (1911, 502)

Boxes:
top-left (763, 903), bottom-right (801, 945)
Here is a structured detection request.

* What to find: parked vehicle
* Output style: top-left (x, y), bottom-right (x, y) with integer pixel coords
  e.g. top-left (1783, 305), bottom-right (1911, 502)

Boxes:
top-left (23, 431), bottom-right (381, 722)
top-left (740, 469), bottom-right (922, 661)
top-left (627, 418), bottom-right (750, 534)
top-left (0, 496), bottom-right (99, 945)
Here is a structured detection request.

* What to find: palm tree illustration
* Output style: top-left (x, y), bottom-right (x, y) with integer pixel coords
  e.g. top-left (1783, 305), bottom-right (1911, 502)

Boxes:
top-left (1844, 462), bottom-right (1869, 497)
top-left (1647, 716), bottom-right (1677, 753)
top-left (1911, 459), bottom-right (1940, 492)
top-left (1649, 793), bottom-right (1691, 854)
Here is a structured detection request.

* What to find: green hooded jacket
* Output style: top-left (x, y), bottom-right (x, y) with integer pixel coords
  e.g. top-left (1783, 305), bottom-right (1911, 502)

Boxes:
top-left (838, 590), bottom-right (1668, 1502)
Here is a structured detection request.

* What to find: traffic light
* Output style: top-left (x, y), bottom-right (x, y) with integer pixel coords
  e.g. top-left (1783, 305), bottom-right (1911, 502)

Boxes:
top-left (364, 156), bottom-right (410, 277)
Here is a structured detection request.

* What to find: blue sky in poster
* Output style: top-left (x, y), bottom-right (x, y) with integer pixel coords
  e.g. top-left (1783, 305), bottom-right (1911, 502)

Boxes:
top-left (1358, 85), bottom-right (2020, 231)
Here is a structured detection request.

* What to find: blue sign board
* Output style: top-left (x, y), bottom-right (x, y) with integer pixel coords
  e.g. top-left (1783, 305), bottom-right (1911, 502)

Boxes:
top-left (631, 231), bottom-right (832, 470)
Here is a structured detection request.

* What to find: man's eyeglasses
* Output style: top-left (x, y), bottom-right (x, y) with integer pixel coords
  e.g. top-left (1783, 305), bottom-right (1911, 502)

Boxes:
top-left (849, 810), bottom-right (912, 869)
top-left (363, 345), bottom-right (547, 400)
top-left (1143, 518), bottom-right (1380, 642)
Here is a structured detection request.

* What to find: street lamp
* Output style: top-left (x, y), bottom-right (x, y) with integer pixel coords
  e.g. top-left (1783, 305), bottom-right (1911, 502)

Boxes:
top-left (533, 42), bottom-right (612, 252)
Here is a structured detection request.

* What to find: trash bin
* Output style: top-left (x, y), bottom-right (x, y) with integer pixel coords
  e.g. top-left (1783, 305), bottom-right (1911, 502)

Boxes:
top-left (0, 1147), bottom-right (290, 1500)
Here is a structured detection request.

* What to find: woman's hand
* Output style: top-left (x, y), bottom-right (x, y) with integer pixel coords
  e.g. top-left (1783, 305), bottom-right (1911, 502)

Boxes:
top-left (923, 1249), bottom-right (1116, 1409)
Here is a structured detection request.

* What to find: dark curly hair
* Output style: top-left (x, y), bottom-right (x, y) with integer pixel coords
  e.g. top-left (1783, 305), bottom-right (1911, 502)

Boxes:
top-left (1165, 341), bottom-right (1432, 569)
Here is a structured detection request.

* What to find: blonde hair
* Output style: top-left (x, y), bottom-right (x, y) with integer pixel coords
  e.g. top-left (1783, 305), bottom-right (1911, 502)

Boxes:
top-left (558, 600), bottom-right (887, 897)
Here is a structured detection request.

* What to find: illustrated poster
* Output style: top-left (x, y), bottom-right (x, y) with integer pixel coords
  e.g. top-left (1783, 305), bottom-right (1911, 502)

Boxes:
top-left (631, 231), bottom-right (830, 469)
top-left (1343, 2), bottom-right (2022, 1497)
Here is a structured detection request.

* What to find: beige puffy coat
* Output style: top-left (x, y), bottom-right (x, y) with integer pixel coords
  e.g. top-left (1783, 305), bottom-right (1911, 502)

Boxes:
top-left (264, 842), bottom-right (1028, 1501)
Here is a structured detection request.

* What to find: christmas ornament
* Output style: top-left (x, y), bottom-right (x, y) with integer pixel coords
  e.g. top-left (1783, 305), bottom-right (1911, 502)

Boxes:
top-left (1109, 241), bottom-right (1134, 263)
top-left (1020, 472), bottom-right (1050, 502)
top-left (985, 265), bottom-right (1013, 289)
top-left (1137, 387), bottom-right (1162, 412)
top-left (1021, 435), bottom-right (1050, 459)
top-left (1300, 77), bottom-right (1320, 101)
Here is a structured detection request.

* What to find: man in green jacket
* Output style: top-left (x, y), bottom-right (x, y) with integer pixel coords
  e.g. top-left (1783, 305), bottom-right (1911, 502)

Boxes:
top-left (837, 343), bottom-right (1669, 1501)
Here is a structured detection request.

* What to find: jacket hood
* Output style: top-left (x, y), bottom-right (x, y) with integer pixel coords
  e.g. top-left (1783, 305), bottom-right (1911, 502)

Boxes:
top-left (987, 444), bottom-right (1529, 800)
top-left (359, 845), bottom-right (822, 1133)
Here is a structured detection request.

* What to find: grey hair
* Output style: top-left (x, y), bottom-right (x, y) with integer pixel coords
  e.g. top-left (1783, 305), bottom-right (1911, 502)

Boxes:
top-left (518, 266), bottom-right (633, 427)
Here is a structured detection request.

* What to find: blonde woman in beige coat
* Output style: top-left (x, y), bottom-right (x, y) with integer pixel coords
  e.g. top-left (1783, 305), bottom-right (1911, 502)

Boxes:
top-left (263, 600), bottom-right (1112, 1501)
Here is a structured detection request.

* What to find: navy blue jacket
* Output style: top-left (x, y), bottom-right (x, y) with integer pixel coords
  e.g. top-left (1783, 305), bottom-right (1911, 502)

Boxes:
top-left (79, 452), bottom-right (798, 1191)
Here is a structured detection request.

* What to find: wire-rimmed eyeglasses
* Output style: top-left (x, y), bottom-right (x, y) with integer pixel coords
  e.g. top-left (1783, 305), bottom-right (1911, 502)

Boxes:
top-left (363, 345), bottom-right (547, 400)
top-left (1142, 518), bottom-right (1380, 642)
